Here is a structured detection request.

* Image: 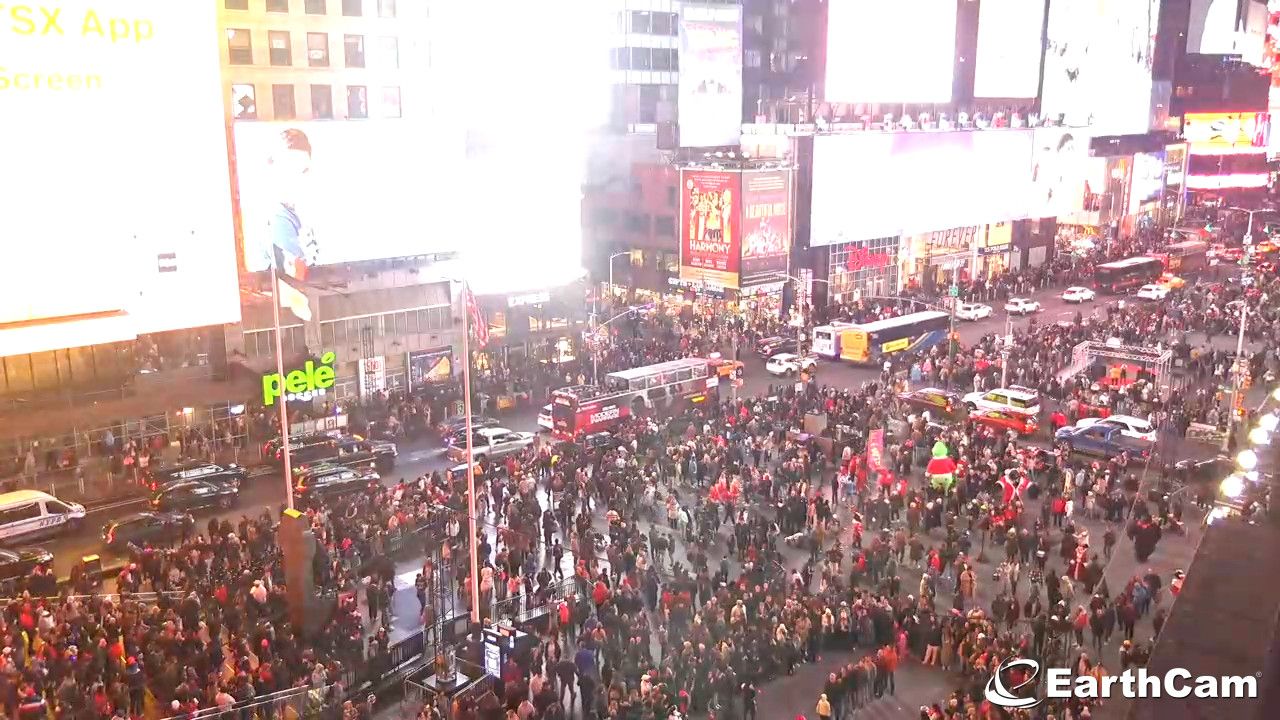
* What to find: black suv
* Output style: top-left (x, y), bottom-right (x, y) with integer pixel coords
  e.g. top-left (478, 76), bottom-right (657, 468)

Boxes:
top-left (755, 336), bottom-right (790, 357)
top-left (148, 461), bottom-right (248, 492)
top-left (151, 480), bottom-right (240, 513)
top-left (294, 464), bottom-right (379, 508)
top-left (895, 388), bottom-right (966, 420)
top-left (262, 432), bottom-right (343, 467)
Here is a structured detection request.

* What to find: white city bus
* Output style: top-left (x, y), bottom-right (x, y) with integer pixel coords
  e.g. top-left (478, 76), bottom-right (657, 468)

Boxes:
top-left (811, 321), bottom-right (858, 359)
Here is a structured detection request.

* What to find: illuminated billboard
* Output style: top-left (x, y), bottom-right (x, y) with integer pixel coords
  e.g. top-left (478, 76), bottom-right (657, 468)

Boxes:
top-left (1182, 112), bottom-right (1271, 151)
top-left (974, 0), bottom-right (1047, 98)
top-left (678, 3), bottom-right (743, 147)
top-left (1042, 0), bottom-right (1160, 135)
top-left (825, 0), bottom-right (957, 104)
top-left (0, 0), bottom-right (238, 357)
top-left (810, 131), bottom-right (1034, 246)
top-left (680, 170), bottom-right (741, 289)
top-left (740, 171), bottom-right (792, 287)
top-left (1029, 128), bottom-right (1091, 218)
top-left (235, 121), bottom-right (460, 275)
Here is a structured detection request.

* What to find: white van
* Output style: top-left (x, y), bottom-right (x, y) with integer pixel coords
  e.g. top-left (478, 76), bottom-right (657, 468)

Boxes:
top-left (0, 490), bottom-right (86, 543)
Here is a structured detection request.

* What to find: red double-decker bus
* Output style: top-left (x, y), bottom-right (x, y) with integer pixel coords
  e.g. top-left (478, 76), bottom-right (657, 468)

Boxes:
top-left (550, 357), bottom-right (720, 438)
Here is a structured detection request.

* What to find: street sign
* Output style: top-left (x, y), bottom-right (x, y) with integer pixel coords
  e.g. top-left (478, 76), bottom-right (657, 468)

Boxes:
top-left (1244, 233), bottom-right (1254, 245)
top-left (949, 285), bottom-right (959, 298)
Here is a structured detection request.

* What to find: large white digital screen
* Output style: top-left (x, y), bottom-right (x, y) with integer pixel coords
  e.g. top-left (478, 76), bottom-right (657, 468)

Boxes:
top-left (1042, 0), bottom-right (1160, 135)
top-left (678, 3), bottom-right (743, 148)
top-left (235, 121), bottom-right (462, 274)
top-left (974, 0), bottom-right (1047, 98)
top-left (1029, 128), bottom-right (1091, 219)
top-left (809, 131), bottom-right (1034, 245)
top-left (825, 0), bottom-right (957, 104)
top-left (0, 0), bottom-right (239, 357)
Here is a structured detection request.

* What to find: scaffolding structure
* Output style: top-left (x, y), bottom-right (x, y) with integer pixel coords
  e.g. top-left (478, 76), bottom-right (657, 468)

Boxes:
top-left (1064, 340), bottom-right (1174, 398)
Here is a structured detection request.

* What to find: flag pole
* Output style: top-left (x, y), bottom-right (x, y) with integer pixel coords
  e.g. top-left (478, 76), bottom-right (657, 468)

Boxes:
top-left (271, 264), bottom-right (295, 510)
top-left (461, 281), bottom-right (482, 625)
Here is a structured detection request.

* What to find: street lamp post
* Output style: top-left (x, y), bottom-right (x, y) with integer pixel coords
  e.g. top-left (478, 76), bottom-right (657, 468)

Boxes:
top-left (590, 251), bottom-right (632, 383)
top-left (785, 274), bottom-right (830, 355)
top-left (606, 251), bottom-right (629, 300)
top-left (1220, 207), bottom-right (1268, 452)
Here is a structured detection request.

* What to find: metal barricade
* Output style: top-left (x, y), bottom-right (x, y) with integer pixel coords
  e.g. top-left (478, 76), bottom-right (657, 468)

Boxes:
top-left (159, 683), bottom-right (343, 720)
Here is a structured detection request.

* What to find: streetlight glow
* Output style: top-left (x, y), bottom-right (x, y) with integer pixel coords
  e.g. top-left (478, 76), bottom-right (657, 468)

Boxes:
top-left (1220, 474), bottom-right (1246, 499)
top-left (1237, 449), bottom-right (1259, 471)
top-left (1261, 413), bottom-right (1280, 433)
top-left (1250, 427), bottom-right (1272, 446)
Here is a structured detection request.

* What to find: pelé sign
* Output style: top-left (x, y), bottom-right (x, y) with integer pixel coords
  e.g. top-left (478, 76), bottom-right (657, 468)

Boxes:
top-left (263, 351), bottom-right (336, 406)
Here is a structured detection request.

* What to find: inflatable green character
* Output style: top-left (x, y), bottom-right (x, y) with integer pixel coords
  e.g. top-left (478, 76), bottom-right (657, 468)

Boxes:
top-left (926, 440), bottom-right (956, 492)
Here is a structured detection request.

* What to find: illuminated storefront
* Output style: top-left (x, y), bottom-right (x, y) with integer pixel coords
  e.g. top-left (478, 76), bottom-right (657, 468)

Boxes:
top-left (825, 237), bottom-right (900, 303)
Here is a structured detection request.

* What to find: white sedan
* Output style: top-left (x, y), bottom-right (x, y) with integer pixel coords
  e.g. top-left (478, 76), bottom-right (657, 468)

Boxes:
top-left (537, 404), bottom-right (554, 431)
top-left (1061, 286), bottom-right (1096, 303)
top-left (1134, 284), bottom-right (1169, 301)
top-left (1075, 414), bottom-right (1157, 443)
top-left (955, 302), bottom-right (993, 321)
top-left (766, 353), bottom-right (817, 376)
top-left (1004, 298), bottom-right (1042, 315)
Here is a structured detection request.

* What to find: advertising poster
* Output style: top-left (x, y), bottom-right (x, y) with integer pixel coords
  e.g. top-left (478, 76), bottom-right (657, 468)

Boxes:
top-left (358, 356), bottom-right (387, 400)
top-left (408, 347), bottom-right (454, 389)
top-left (1182, 113), bottom-right (1271, 150)
top-left (680, 170), bottom-right (742, 289)
top-left (678, 3), bottom-right (743, 147)
top-left (0, 0), bottom-right (239, 357)
top-left (739, 171), bottom-right (792, 287)
top-left (867, 429), bottom-right (886, 472)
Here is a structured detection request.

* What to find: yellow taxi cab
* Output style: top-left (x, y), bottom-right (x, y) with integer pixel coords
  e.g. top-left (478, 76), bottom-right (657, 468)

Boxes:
top-left (1158, 273), bottom-right (1185, 290)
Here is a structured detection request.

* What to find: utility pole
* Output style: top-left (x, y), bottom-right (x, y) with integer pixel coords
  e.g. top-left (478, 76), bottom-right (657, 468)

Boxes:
top-left (1000, 316), bottom-right (1014, 389)
top-left (1224, 237), bottom-right (1254, 451)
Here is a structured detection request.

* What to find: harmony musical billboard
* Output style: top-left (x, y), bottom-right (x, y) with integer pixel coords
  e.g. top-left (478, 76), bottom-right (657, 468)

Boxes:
top-left (0, 0), bottom-right (239, 357)
top-left (973, 0), bottom-right (1047, 98)
top-left (680, 170), bottom-right (741, 289)
top-left (678, 2), bottom-right (743, 147)
top-left (739, 171), bottom-right (792, 288)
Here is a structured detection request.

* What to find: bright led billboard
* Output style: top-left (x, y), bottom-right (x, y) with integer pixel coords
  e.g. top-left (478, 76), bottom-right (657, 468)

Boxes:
top-left (678, 3), bottom-right (744, 147)
top-left (0, 0), bottom-right (238, 357)
top-left (974, 0), bottom-right (1047, 98)
top-left (1042, 0), bottom-right (1160, 135)
top-left (825, 0), bottom-right (957, 104)
top-left (235, 121), bottom-right (462, 274)
top-left (1029, 128), bottom-right (1091, 218)
top-left (810, 131), bottom-right (1034, 246)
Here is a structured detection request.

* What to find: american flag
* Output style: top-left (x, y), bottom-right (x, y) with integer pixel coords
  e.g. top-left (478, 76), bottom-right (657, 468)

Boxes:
top-left (465, 285), bottom-right (489, 347)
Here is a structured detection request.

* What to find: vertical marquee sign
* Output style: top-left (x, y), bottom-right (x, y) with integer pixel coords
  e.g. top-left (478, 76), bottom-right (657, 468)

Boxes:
top-left (739, 170), bottom-right (793, 288)
top-left (679, 169), bottom-right (742, 289)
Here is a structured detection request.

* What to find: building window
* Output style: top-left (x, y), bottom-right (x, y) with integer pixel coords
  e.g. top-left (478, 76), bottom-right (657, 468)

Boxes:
top-left (224, 0), bottom-right (249, 10)
top-left (227, 29), bottom-right (252, 65)
top-left (266, 0), bottom-right (289, 12)
top-left (380, 86), bottom-right (402, 118)
top-left (376, 36), bottom-right (399, 68)
top-left (653, 12), bottom-right (675, 35)
top-left (272, 84), bottom-right (296, 120)
top-left (268, 31), bottom-right (292, 66)
top-left (666, 185), bottom-right (677, 207)
top-left (745, 49), bottom-right (762, 68)
top-left (654, 215), bottom-right (675, 237)
top-left (591, 207), bottom-right (617, 226)
top-left (629, 11), bottom-right (652, 34)
top-left (630, 47), bottom-right (651, 70)
top-left (610, 48), bottom-right (629, 70)
top-left (344, 35), bottom-right (365, 68)
top-left (231, 84), bottom-right (257, 119)
top-left (625, 213), bottom-right (649, 233)
top-left (638, 84), bottom-right (659, 123)
top-left (304, 0), bottom-right (326, 14)
top-left (378, 0), bottom-right (396, 17)
top-left (310, 84), bottom-right (333, 118)
top-left (653, 48), bottom-right (675, 71)
top-left (342, 0), bottom-right (362, 17)
top-left (347, 85), bottom-right (368, 118)
top-left (307, 33), bottom-right (329, 67)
